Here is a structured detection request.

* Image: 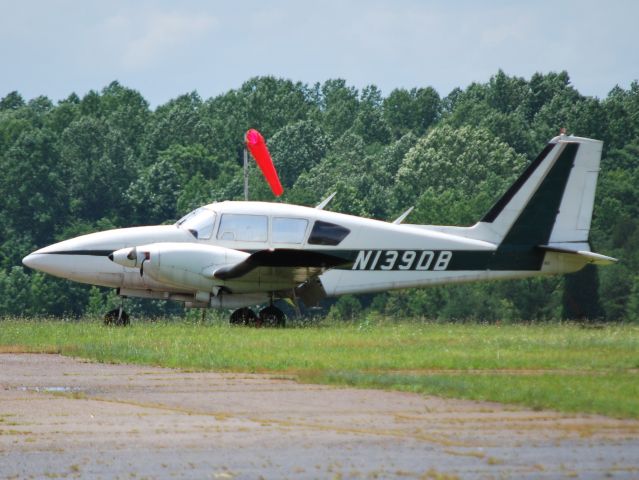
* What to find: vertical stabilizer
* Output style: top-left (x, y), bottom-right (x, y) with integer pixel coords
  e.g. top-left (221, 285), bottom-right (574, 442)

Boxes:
top-left (476, 135), bottom-right (603, 251)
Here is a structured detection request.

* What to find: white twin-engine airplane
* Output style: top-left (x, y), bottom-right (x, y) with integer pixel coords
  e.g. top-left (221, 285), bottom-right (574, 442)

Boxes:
top-left (23, 133), bottom-right (617, 325)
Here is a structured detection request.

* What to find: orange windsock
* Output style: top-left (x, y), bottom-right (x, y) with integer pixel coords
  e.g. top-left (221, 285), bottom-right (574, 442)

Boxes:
top-left (245, 129), bottom-right (283, 197)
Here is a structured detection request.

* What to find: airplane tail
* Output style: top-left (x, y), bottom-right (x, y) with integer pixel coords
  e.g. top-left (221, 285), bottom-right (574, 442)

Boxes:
top-left (449, 134), bottom-right (617, 268)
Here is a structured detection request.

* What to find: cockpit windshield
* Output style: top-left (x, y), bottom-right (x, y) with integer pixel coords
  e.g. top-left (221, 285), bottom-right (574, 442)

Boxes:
top-left (176, 207), bottom-right (216, 240)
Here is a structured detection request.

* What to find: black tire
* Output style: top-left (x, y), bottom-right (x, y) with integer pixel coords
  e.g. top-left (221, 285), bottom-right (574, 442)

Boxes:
top-left (104, 308), bottom-right (130, 326)
top-left (258, 306), bottom-right (286, 328)
top-left (229, 307), bottom-right (258, 326)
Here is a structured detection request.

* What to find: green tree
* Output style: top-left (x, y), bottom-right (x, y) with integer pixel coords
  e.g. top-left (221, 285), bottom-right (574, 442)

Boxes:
top-left (486, 70), bottom-right (530, 115)
top-left (145, 92), bottom-right (212, 163)
top-left (0, 128), bottom-right (67, 246)
top-left (394, 124), bottom-right (527, 219)
top-left (527, 71), bottom-right (572, 118)
top-left (319, 79), bottom-right (359, 139)
top-left (626, 276), bottom-right (639, 322)
top-left (240, 76), bottom-right (316, 138)
top-left (603, 82), bottom-right (639, 150)
top-left (127, 158), bottom-right (181, 224)
top-left (353, 85), bottom-right (391, 144)
top-left (327, 295), bottom-right (362, 320)
top-left (0, 91), bottom-right (25, 111)
top-left (268, 120), bottom-right (329, 188)
top-left (59, 117), bottom-right (133, 221)
top-left (383, 86), bottom-right (440, 139)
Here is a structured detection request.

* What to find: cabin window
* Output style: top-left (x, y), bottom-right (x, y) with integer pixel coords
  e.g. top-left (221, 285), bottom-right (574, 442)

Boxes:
top-left (217, 214), bottom-right (268, 242)
top-left (176, 207), bottom-right (216, 240)
top-left (307, 220), bottom-right (350, 246)
top-left (272, 217), bottom-right (308, 244)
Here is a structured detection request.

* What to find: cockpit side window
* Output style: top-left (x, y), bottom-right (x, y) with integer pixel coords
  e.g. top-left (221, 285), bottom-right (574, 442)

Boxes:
top-left (307, 220), bottom-right (350, 246)
top-left (272, 217), bottom-right (308, 244)
top-left (176, 207), bottom-right (216, 240)
top-left (217, 214), bottom-right (268, 242)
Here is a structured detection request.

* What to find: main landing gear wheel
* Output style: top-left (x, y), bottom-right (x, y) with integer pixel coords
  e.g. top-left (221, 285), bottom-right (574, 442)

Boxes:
top-left (258, 305), bottom-right (286, 328)
top-left (103, 307), bottom-right (130, 326)
top-left (229, 307), bottom-right (258, 326)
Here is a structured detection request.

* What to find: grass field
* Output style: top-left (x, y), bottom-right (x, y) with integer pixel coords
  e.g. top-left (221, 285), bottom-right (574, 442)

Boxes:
top-left (1, 317), bottom-right (638, 419)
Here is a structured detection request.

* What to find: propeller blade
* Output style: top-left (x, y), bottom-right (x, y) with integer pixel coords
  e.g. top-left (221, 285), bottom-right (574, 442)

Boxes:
top-left (139, 251), bottom-right (150, 277)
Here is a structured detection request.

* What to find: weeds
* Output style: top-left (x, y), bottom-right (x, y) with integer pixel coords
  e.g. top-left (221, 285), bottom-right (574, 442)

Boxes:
top-left (0, 317), bottom-right (638, 418)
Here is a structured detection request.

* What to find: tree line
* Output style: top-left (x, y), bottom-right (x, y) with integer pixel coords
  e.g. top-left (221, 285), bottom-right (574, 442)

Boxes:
top-left (1, 71), bottom-right (638, 321)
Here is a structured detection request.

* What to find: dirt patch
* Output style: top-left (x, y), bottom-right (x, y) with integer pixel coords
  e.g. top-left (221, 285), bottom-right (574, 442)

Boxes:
top-left (1, 353), bottom-right (638, 479)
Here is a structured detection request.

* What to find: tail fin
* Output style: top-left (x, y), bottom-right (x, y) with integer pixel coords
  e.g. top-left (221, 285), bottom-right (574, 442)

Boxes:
top-left (482, 134), bottom-right (618, 269)
top-left (476, 135), bottom-right (602, 249)
top-left (414, 134), bottom-right (617, 268)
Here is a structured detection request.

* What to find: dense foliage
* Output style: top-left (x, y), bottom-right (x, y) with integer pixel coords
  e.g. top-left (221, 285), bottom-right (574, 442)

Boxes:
top-left (1, 71), bottom-right (637, 321)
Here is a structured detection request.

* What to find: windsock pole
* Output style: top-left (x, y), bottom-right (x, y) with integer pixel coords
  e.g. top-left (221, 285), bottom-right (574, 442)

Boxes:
top-left (243, 147), bottom-right (249, 201)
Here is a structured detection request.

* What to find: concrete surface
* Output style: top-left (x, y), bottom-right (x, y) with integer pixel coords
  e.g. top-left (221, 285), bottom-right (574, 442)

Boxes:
top-left (1, 354), bottom-right (638, 479)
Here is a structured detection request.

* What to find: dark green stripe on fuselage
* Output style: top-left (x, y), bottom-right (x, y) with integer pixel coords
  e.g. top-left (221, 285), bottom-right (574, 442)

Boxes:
top-left (327, 248), bottom-right (543, 272)
top-left (45, 250), bottom-right (114, 257)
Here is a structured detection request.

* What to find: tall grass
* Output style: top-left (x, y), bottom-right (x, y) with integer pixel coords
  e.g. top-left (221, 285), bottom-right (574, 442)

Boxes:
top-left (1, 317), bottom-right (638, 418)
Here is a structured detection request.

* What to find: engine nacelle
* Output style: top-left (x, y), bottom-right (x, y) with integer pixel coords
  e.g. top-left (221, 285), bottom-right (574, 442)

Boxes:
top-left (111, 242), bottom-right (249, 292)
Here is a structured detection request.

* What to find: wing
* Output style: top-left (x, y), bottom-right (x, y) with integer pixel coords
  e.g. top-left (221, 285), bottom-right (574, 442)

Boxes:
top-left (211, 249), bottom-right (350, 291)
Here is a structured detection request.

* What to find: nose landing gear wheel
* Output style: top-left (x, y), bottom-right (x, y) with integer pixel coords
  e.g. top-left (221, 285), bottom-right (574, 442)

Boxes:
top-left (258, 305), bottom-right (286, 327)
top-left (229, 307), bottom-right (258, 326)
top-left (104, 307), bottom-right (130, 326)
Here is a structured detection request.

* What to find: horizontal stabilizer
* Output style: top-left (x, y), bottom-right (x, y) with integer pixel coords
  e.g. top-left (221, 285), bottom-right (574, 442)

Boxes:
top-left (538, 245), bottom-right (618, 265)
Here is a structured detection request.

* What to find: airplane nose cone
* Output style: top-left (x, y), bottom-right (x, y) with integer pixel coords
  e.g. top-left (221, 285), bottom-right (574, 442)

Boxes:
top-left (22, 253), bottom-right (40, 270)
top-left (22, 252), bottom-right (57, 273)
top-left (22, 249), bottom-right (66, 276)
top-left (21, 250), bottom-right (81, 278)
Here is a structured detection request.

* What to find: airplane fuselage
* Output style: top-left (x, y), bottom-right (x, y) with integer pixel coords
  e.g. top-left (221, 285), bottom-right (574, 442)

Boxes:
top-left (22, 200), bottom-right (585, 310)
